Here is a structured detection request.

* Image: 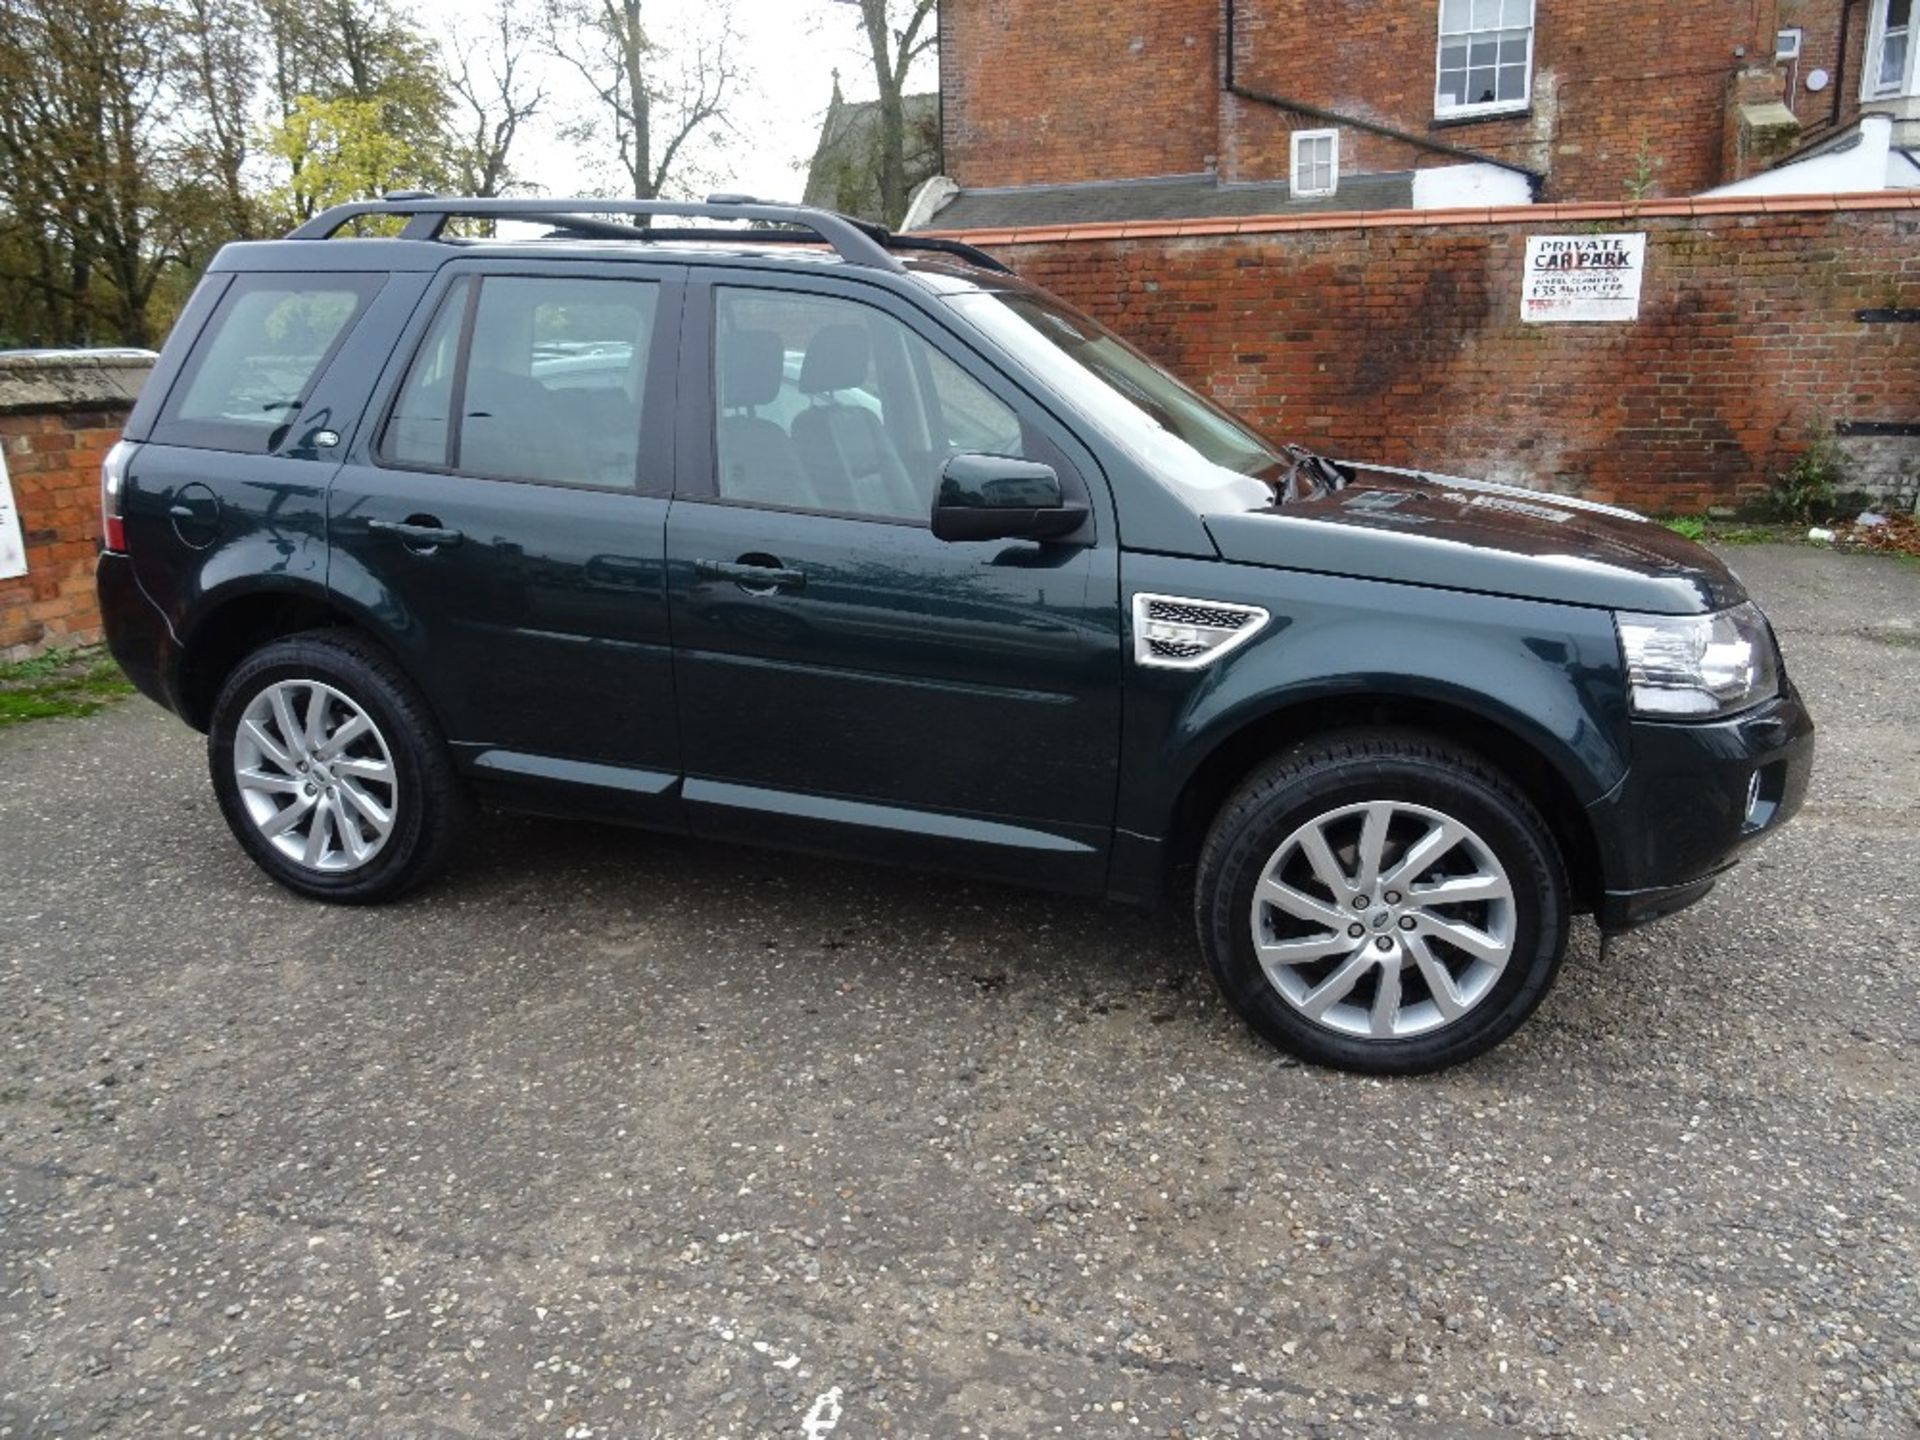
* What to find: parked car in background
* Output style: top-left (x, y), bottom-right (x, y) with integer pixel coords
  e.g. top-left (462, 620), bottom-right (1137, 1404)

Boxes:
top-left (97, 196), bottom-right (1812, 1073)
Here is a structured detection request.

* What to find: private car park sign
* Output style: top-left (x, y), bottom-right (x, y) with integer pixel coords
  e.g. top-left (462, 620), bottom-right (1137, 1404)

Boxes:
top-left (1522, 234), bottom-right (1648, 323)
top-left (0, 446), bottom-right (26, 580)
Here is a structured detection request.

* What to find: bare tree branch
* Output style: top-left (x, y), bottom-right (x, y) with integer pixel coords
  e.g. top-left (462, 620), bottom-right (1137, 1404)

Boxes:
top-left (446, 0), bottom-right (547, 197)
top-left (544, 0), bottom-right (742, 200)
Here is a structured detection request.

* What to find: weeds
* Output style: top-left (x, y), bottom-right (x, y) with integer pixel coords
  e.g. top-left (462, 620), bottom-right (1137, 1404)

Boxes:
top-left (1769, 429), bottom-right (1847, 524)
top-left (0, 646), bottom-right (134, 725)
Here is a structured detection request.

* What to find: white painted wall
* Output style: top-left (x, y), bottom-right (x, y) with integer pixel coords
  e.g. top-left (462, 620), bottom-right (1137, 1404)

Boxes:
top-left (0, 446), bottom-right (26, 581)
top-left (1705, 114), bottom-right (1909, 195)
top-left (1411, 162), bottom-right (1536, 210)
top-left (900, 175), bottom-right (960, 232)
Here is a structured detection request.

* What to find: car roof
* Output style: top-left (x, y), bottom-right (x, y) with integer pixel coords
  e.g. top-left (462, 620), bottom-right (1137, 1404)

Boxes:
top-left (205, 234), bottom-right (1015, 299)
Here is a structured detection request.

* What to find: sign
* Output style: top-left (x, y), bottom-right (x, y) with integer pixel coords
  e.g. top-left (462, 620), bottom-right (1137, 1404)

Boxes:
top-left (1522, 233), bottom-right (1648, 324)
top-left (0, 444), bottom-right (25, 581)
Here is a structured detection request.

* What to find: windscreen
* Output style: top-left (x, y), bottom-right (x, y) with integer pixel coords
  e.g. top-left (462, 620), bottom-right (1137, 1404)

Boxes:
top-left (950, 288), bottom-right (1280, 507)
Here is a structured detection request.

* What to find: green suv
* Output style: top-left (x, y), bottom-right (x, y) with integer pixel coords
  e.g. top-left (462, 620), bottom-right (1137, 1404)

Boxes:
top-left (96, 196), bottom-right (1813, 1073)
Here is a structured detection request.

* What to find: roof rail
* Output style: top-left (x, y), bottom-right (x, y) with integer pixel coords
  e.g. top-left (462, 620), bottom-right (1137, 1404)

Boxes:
top-left (287, 193), bottom-right (1014, 275)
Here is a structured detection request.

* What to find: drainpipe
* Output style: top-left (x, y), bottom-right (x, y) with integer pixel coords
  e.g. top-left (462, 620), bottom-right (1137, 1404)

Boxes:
top-left (1222, 0), bottom-right (1547, 198)
top-left (1804, 0), bottom-right (1865, 140)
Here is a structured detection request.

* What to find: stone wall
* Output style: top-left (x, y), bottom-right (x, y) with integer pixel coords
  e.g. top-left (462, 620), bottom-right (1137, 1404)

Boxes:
top-left (0, 354), bottom-right (151, 658)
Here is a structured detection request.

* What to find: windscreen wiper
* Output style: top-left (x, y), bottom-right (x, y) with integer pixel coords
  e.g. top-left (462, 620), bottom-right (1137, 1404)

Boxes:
top-left (1272, 444), bottom-right (1352, 504)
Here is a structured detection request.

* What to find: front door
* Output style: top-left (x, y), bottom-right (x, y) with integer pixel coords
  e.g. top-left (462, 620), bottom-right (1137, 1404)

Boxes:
top-left (328, 263), bottom-right (685, 818)
top-left (665, 274), bottom-right (1122, 891)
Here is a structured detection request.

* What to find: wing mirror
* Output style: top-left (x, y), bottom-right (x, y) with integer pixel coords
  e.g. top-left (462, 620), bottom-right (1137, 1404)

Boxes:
top-left (931, 454), bottom-right (1090, 544)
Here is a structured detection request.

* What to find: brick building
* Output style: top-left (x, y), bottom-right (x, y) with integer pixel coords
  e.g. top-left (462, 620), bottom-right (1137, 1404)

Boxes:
top-left (913, 4), bottom-right (1919, 512)
top-left (917, 0), bottom-right (1919, 229)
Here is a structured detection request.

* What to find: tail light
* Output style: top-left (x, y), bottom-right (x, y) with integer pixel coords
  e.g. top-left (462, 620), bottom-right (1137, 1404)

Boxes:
top-left (100, 439), bottom-right (135, 553)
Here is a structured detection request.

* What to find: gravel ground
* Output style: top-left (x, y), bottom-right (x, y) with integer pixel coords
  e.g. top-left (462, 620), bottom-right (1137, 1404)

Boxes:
top-left (2, 544), bottom-right (1915, 1439)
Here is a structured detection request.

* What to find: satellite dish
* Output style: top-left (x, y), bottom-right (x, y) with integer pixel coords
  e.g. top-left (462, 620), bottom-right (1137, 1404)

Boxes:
top-left (1806, 68), bottom-right (1832, 93)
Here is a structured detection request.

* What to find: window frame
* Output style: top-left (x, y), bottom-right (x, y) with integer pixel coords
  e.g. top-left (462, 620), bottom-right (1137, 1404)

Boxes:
top-left (370, 263), bottom-right (678, 497)
top-left (150, 272), bottom-right (384, 455)
top-left (1289, 128), bottom-right (1341, 198)
top-left (1433, 0), bottom-right (1537, 121)
top-left (684, 269), bottom-right (1094, 532)
top-left (1865, 0), bottom-right (1917, 100)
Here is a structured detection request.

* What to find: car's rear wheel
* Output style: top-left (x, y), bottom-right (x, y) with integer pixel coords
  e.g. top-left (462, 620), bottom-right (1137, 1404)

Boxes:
top-left (1196, 730), bottom-right (1569, 1074)
top-left (208, 630), bottom-right (465, 903)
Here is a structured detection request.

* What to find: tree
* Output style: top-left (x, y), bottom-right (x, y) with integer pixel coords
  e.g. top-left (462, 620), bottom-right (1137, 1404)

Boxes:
top-left (173, 0), bottom-right (260, 241)
top-left (257, 0), bottom-right (450, 219)
top-left (844, 0), bottom-right (936, 226)
top-left (263, 95), bottom-right (430, 220)
top-left (0, 0), bottom-right (188, 346)
top-left (546, 0), bottom-right (744, 200)
top-left (445, 0), bottom-right (548, 198)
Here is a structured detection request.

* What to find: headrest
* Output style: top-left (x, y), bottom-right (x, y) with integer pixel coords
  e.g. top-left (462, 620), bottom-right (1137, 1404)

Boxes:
top-left (719, 328), bottom-right (785, 409)
top-left (797, 323), bottom-right (870, 394)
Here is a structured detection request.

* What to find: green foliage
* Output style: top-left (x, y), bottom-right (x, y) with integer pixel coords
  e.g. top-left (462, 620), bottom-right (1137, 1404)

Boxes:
top-left (1623, 139), bottom-right (1660, 202)
top-left (262, 95), bottom-right (440, 223)
top-left (0, 0), bottom-right (459, 345)
top-left (1770, 429), bottom-right (1848, 524)
top-left (0, 647), bottom-right (133, 725)
top-left (1664, 516), bottom-right (1706, 541)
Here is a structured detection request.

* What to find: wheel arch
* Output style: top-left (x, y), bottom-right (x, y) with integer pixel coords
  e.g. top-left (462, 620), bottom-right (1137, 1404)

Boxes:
top-left (1163, 693), bottom-right (1607, 914)
top-left (177, 582), bottom-right (394, 732)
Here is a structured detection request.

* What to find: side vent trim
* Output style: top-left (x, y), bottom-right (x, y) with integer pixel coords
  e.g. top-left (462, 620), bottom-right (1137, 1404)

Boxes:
top-left (1131, 592), bottom-right (1271, 671)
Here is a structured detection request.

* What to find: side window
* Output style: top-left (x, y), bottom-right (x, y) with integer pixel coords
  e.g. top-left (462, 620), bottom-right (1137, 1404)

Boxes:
top-left (158, 274), bottom-right (380, 453)
top-left (712, 287), bottom-right (1056, 523)
top-left (384, 279), bottom-right (469, 468)
top-left (381, 274), bottom-right (659, 489)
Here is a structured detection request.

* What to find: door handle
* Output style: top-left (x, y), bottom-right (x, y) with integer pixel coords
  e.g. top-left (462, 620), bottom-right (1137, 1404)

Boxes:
top-left (369, 517), bottom-right (464, 550)
top-left (694, 558), bottom-right (806, 592)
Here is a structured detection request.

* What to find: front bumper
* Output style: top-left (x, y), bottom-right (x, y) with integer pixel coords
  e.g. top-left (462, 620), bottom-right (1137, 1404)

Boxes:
top-left (1589, 683), bottom-right (1815, 933)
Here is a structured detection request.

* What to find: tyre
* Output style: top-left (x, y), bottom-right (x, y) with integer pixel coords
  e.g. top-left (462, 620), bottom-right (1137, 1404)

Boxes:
top-left (208, 629), bottom-right (466, 903)
top-left (1195, 729), bottom-right (1569, 1075)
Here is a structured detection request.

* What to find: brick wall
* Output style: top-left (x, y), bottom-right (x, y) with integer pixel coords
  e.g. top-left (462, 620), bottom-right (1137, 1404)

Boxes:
top-left (0, 356), bottom-right (150, 658)
top-left (945, 196), bottom-right (1920, 513)
top-left (1779, 0), bottom-right (1871, 132)
top-left (939, 0), bottom-right (1219, 188)
top-left (943, 0), bottom-right (1833, 200)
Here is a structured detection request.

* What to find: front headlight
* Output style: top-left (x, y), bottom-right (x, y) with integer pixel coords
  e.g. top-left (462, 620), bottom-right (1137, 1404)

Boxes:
top-left (1616, 602), bottom-right (1780, 718)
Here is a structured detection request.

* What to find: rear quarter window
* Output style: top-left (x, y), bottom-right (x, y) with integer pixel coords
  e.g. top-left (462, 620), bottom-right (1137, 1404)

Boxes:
top-left (152, 274), bottom-right (383, 453)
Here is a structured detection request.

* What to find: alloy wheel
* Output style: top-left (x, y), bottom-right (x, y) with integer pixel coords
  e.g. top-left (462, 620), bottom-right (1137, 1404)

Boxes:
top-left (232, 679), bottom-right (399, 873)
top-left (1247, 800), bottom-right (1517, 1040)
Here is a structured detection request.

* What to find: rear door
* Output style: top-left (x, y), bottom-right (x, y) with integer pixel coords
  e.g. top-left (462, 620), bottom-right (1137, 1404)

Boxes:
top-left (123, 268), bottom-right (414, 641)
top-left (327, 260), bottom-right (686, 819)
top-left (664, 270), bottom-right (1123, 892)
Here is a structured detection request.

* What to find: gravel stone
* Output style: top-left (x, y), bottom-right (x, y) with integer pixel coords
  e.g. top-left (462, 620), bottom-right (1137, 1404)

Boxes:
top-left (0, 544), bottom-right (1913, 1437)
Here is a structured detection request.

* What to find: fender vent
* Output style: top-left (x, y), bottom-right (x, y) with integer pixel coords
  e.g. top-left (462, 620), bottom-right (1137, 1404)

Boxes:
top-left (1132, 593), bottom-right (1270, 671)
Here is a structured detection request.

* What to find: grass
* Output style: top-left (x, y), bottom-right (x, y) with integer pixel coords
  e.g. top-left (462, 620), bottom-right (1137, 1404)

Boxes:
top-left (0, 646), bottom-right (134, 726)
top-left (1660, 517), bottom-right (1806, 546)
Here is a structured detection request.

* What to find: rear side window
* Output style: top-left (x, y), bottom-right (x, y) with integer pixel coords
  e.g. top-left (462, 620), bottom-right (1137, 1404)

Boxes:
top-left (157, 274), bottom-right (381, 453)
top-left (379, 274), bottom-right (660, 490)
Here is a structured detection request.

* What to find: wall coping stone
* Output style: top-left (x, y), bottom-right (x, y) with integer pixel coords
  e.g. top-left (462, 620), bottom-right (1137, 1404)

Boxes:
top-left (0, 352), bottom-right (154, 416)
top-left (924, 188), bottom-right (1920, 247)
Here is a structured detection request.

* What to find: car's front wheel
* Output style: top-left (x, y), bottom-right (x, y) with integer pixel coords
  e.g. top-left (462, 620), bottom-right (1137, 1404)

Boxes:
top-left (1196, 730), bottom-right (1569, 1074)
top-left (208, 630), bottom-right (465, 903)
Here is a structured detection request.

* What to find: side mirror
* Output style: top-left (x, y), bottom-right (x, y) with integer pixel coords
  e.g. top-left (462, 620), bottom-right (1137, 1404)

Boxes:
top-left (931, 454), bottom-right (1090, 544)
